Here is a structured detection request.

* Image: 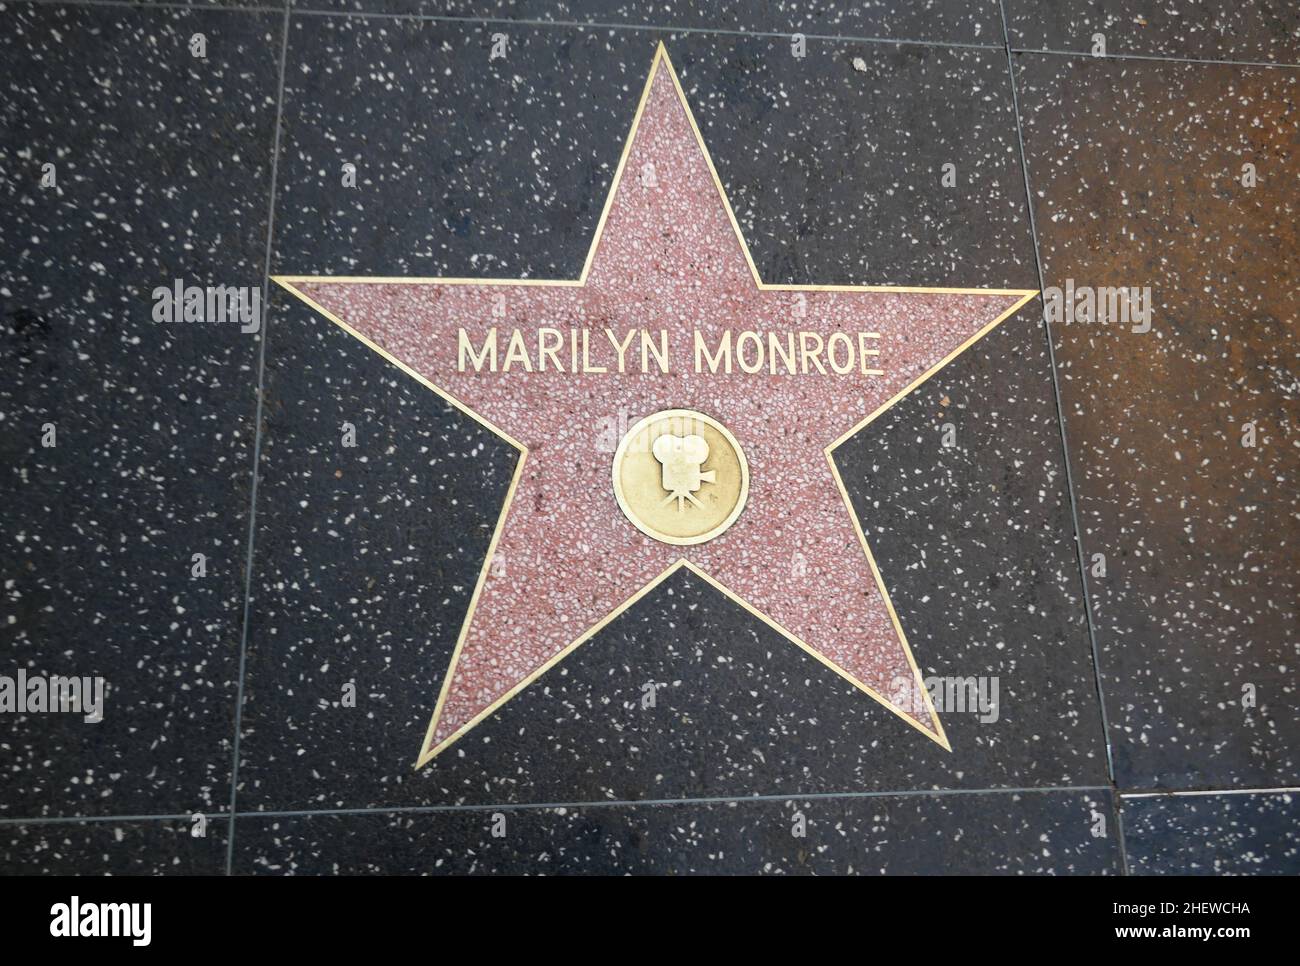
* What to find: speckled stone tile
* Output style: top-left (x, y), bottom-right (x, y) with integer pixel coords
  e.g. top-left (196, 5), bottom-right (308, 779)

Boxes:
top-left (234, 20), bottom-right (1095, 811)
top-left (272, 26), bottom-right (1035, 286)
top-left (234, 789), bottom-right (1119, 874)
top-left (1014, 54), bottom-right (1299, 790)
top-left (1123, 792), bottom-right (1300, 875)
top-left (0, 817), bottom-right (228, 875)
top-left (1005, 0), bottom-right (1300, 63)
top-left (236, 285), bottom-right (514, 807)
top-left (664, 36), bottom-right (1036, 288)
top-left (0, 5), bottom-right (281, 816)
top-left (293, 0), bottom-right (1002, 47)
top-left (271, 21), bottom-right (658, 277)
top-left (239, 560), bottom-right (1107, 808)
top-left (835, 300), bottom-right (1110, 783)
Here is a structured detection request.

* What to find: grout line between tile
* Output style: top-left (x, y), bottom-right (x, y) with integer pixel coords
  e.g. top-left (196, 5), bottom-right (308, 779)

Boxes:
top-left (235, 785), bottom-right (1117, 819)
top-left (0, 813), bottom-right (214, 827)
top-left (6, 0), bottom-right (284, 13)
top-left (224, 3), bottom-right (292, 878)
top-left (13, 785), bottom-right (1295, 828)
top-left (0, 783), bottom-right (1109, 827)
top-left (287, 7), bottom-right (1003, 50)
top-left (1115, 798), bottom-right (1131, 874)
top-left (1010, 45), bottom-right (1300, 70)
top-left (997, 0), bottom-right (1127, 877)
top-left (10, 0), bottom-right (1297, 68)
top-left (21, 781), bottom-right (1300, 827)
top-left (1122, 786), bottom-right (1300, 800)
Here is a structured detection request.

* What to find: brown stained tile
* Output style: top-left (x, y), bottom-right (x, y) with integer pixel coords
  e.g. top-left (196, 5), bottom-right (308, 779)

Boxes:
top-left (1015, 54), bottom-right (1299, 789)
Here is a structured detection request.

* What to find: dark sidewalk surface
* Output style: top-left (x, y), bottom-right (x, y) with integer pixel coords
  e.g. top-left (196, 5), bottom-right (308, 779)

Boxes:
top-left (1, 0), bottom-right (1296, 874)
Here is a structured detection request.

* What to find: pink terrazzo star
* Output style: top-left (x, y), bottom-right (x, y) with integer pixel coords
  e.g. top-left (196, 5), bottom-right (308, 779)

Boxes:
top-left (276, 46), bottom-right (1035, 766)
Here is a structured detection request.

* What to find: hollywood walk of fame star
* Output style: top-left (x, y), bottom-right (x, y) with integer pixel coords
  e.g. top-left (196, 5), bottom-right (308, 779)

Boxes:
top-left (275, 45), bottom-right (1037, 768)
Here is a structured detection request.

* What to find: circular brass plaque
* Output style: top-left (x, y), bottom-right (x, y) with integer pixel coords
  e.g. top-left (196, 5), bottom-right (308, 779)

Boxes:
top-left (612, 409), bottom-right (749, 546)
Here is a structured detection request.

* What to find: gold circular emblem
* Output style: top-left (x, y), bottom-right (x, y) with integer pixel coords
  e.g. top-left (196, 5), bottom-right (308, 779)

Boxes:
top-left (612, 409), bottom-right (749, 546)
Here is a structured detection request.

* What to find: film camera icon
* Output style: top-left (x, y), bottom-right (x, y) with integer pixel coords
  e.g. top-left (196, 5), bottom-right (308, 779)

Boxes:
top-left (652, 433), bottom-right (715, 512)
top-left (612, 409), bottom-right (748, 546)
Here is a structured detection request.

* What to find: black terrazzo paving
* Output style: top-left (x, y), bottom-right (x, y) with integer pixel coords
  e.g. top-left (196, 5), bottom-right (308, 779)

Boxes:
top-left (0, 3), bottom-right (281, 819)
top-left (1014, 53), bottom-right (1299, 792)
top-left (1123, 791), bottom-right (1300, 875)
top-left (296, 0), bottom-right (1004, 47)
top-left (271, 24), bottom-right (1036, 286)
top-left (0, 817), bottom-right (228, 875)
top-left (1005, 0), bottom-right (1300, 63)
top-left (1, 1), bottom-right (1295, 876)
top-left (668, 35), bottom-right (1037, 287)
top-left (231, 21), bottom-right (1093, 813)
top-left (233, 789), bottom-right (1120, 874)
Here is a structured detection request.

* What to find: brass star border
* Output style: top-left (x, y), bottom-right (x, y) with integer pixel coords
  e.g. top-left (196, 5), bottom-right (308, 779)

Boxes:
top-left (274, 44), bottom-right (1038, 768)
